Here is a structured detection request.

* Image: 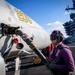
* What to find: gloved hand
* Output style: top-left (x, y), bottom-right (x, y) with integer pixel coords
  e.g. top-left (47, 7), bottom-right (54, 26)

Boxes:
top-left (46, 62), bottom-right (56, 70)
top-left (49, 62), bottom-right (56, 69)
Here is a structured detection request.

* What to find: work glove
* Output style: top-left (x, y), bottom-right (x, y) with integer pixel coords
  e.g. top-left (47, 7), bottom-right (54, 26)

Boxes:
top-left (49, 62), bottom-right (56, 69)
top-left (46, 62), bottom-right (56, 70)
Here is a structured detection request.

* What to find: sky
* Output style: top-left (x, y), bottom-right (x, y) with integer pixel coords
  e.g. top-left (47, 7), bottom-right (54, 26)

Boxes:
top-left (6, 0), bottom-right (73, 37)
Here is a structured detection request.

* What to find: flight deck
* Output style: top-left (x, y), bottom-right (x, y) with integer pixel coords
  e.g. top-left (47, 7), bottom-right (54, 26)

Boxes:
top-left (6, 56), bottom-right (52, 75)
top-left (6, 44), bottom-right (75, 75)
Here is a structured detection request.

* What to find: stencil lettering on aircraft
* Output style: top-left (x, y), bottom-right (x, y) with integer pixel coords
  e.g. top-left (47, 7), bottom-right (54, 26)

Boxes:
top-left (14, 9), bottom-right (32, 24)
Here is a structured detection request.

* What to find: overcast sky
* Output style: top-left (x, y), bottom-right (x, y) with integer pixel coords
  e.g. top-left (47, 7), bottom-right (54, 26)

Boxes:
top-left (6, 0), bottom-right (73, 37)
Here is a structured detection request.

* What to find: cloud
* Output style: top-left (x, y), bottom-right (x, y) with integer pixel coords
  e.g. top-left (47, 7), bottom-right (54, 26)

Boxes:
top-left (64, 12), bottom-right (70, 15)
top-left (47, 21), bottom-right (62, 26)
top-left (47, 21), bottom-right (67, 37)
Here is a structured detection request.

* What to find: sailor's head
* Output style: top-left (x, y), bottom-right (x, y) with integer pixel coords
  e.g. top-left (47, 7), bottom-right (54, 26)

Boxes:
top-left (50, 30), bottom-right (64, 45)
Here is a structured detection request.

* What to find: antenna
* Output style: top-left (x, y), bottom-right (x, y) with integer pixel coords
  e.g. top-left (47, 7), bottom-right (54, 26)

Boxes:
top-left (73, 0), bottom-right (75, 8)
top-left (65, 0), bottom-right (75, 11)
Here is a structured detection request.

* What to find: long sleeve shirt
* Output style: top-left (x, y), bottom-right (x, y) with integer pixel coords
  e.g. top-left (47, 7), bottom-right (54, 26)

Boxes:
top-left (49, 43), bottom-right (75, 75)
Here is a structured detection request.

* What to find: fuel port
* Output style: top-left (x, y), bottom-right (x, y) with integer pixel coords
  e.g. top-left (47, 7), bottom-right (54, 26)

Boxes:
top-left (16, 43), bottom-right (24, 49)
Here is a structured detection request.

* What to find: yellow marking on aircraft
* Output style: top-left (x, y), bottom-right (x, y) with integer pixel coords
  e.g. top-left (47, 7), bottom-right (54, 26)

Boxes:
top-left (14, 9), bottom-right (32, 24)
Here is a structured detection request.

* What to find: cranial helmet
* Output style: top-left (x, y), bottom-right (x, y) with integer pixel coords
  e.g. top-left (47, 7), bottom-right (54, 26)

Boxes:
top-left (50, 30), bottom-right (64, 42)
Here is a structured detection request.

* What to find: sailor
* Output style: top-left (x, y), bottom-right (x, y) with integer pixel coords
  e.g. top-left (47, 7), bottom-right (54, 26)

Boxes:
top-left (48, 30), bottom-right (75, 75)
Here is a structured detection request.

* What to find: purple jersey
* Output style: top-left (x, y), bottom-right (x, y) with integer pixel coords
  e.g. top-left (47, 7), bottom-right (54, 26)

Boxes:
top-left (49, 43), bottom-right (75, 75)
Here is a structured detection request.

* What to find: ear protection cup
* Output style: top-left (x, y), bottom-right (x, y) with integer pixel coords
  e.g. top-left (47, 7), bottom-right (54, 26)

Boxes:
top-left (58, 34), bottom-right (63, 41)
top-left (57, 31), bottom-right (63, 42)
